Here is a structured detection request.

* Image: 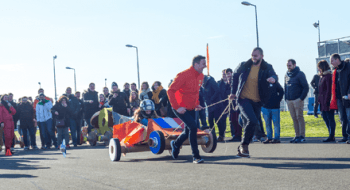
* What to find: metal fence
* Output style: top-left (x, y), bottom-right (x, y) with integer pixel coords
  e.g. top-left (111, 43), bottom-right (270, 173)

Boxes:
top-left (280, 85), bottom-right (314, 112)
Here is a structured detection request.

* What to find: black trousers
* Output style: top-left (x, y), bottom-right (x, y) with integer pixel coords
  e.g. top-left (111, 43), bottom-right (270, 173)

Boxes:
top-left (238, 98), bottom-right (262, 145)
top-left (314, 94), bottom-right (319, 116)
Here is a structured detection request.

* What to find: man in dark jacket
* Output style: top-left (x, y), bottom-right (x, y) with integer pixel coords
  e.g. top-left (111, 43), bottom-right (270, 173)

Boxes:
top-left (229, 47), bottom-right (277, 158)
top-left (310, 74), bottom-right (320, 118)
top-left (285, 59), bottom-right (309, 143)
top-left (83, 83), bottom-right (99, 133)
top-left (217, 69), bottom-right (229, 141)
top-left (330, 53), bottom-right (350, 143)
top-left (261, 82), bottom-right (284, 144)
top-left (17, 96), bottom-right (38, 150)
top-left (75, 91), bottom-right (84, 145)
top-left (108, 82), bottom-right (130, 124)
top-left (200, 75), bottom-right (221, 131)
top-left (64, 87), bottom-right (81, 147)
top-left (123, 83), bottom-right (131, 99)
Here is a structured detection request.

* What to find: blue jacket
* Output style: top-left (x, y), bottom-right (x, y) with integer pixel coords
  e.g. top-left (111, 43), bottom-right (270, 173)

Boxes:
top-left (201, 75), bottom-right (222, 113)
top-left (231, 59), bottom-right (278, 105)
top-left (284, 66), bottom-right (309, 101)
top-left (262, 82), bottom-right (284, 109)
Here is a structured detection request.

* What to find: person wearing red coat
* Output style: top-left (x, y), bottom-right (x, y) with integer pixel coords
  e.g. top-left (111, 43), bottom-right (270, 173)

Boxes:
top-left (0, 94), bottom-right (17, 156)
top-left (317, 61), bottom-right (336, 142)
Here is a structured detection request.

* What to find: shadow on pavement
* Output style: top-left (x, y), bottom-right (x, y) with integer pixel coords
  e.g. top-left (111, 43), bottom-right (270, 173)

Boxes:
top-left (0, 174), bottom-right (37, 179)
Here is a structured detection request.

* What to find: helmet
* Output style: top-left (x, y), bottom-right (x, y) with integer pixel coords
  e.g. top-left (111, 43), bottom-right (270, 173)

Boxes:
top-left (140, 99), bottom-right (155, 112)
top-left (140, 99), bottom-right (155, 119)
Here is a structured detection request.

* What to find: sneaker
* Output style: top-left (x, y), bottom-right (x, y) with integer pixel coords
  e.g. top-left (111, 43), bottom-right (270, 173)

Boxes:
top-left (323, 137), bottom-right (335, 142)
top-left (346, 140), bottom-right (350, 144)
top-left (74, 144), bottom-right (78, 147)
top-left (217, 136), bottom-right (224, 142)
top-left (259, 137), bottom-right (266, 143)
top-left (32, 146), bottom-right (39, 150)
top-left (290, 137), bottom-right (298, 143)
top-left (193, 158), bottom-right (204, 164)
top-left (170, 140), bottom-right (180, 159)
top-left (338, 138), bottom-right (348, 143)
top-left (10, 147), bottom-right (14, 152)
top-left (300, 136), bottom-right (306, 142)
top-left (24, 146), bottom-right (29, 151)
top-left (314, 115), bottom-right (318, 118)
top-left (263, 139), bottom-right (273, 144)
top-left (252, 136), bottom-right (259, 142)
top-left (272, 139), bottom-right (281, 143)
top-left (236, 145), bottom-right (250, 158)
top-left (294, 137), bottom-right (301, 143)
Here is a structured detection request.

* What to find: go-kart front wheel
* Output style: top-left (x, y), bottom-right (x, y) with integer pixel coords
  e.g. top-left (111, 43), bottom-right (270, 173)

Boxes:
top-left (109, 138), bottom-right (121, 161)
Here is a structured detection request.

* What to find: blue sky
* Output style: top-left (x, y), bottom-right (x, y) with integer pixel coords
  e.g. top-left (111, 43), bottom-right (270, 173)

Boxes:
top-left (1, 0), bottom-right (350, 101)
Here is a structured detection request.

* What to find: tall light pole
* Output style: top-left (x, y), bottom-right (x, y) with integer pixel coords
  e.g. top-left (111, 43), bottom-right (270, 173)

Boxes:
top-left (241, 1), bottom-right (259, 47)
top-left (313, 20), bottom-right (320, 42)
top-left (66, 67), bottom-right (76, 92)
top-left (126, 44), bottom-right (140, 89)
top-left (53, 55), bottom-right (57, 102)
top-left (105, 78), bottom-right (107, 87)
top-left (38, 82), bottom-right (41, 88)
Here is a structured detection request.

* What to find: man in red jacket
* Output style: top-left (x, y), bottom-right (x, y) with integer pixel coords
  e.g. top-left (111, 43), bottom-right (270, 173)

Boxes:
top-left (168, 55), bottom-right (206, 164)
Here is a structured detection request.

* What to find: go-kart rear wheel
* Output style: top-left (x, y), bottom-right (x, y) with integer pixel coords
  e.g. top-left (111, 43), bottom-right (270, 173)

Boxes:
top-left (109, 138), bottom-right (121, 161)
top-left (148, 130), bottom-right (165, 155)
top-left (201, 130), bottom-right (217, 153)
top-left (88, 131), bottom-right (97, 146)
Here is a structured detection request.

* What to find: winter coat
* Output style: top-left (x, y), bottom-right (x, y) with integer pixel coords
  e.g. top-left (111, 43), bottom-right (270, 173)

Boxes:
top-left (108, 90), bottom-right (130, 116)
top-left (149, 88), bottom-right (168, 111)
top-left (330, 69), bottom-right (338, 110)
top-left (36, 100), bottom-right (53, 122)
top-left (284, 66), bottom-right (309, 101)
top-left (201, 75), bottom-right (222, 113)
top-left (9, 100), bottom-right (19, 123)
top-left (130, 99), bottom-right (140, 116)
top-left (51, 102), bottom-right (71, 128)
top-left (123, 89), bottom-right (131, 99)
top-left (262, 82), bottom-right (284, 109)
top-left (0, 104), bottom-right (16, 123)
top-left (83, 89), bottom-right (99, 119)
top-left (310, 74), bottom-right (320, 94)
top-left (318, 70), bottom-right (333, 111)
top-left (17, 102), bottom-right (35, 128)
top-left (33, 96), bottom-right (52, 111)
top-left (77, 98), bottom-right (84, 120)
top-left (63, 94), bottom-right (81, 119)
top-left (139, 88), bottom-right (152, 100)
top-left (334, 61), bottom-right (350, 108)
top-left (231, 59), bottom-right (278, 105)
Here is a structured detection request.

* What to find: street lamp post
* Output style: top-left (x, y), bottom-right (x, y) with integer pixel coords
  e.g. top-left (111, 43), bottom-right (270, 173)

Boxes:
top-left (105, 78), bottom-right (107, 87)
top-left (241, 1), bottom-right (259, 47)
top-left (38, 82), bottom-right (41, 88)
top-left (313, 20), bottom-right (320, 42)
top-left (126, 44), bottom-right (140, 89)
top-left (66, 67), bottom-right (76, 92)
top-left (53, 55), bottom-right (57, 102)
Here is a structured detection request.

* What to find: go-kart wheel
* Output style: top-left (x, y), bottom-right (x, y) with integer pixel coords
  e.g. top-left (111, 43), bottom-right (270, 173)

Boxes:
top-left (88, 131), bottom-right (97, 146)
top-left (201, 130), bottom-right (217, 153)
top-left (148, 130), bottom-right (165, 155)
top-left (104, 131), bottom-right (113, 146)
top-left (109, 138), bottom-right (121, 161)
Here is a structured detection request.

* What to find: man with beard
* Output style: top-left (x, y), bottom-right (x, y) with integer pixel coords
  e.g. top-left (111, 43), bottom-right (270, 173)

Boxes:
top-left (229, 47), bottom-right (277, 158)
top-left (64, 87), bottom-right (81, 147)
top-left (108, 82), bottom-right (130, 124)
top-left (83, 83), bottom-right (99, 133)
top-left (285, 59), bottom-right (309, 143)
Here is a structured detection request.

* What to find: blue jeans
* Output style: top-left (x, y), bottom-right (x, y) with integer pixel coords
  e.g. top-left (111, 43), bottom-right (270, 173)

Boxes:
top-left (238, 98), bottom-right (262, 145)
top-left (321, 110), bottom-right (336, 137)
top-left (70, 118), bottom-right (79, 146)
top-left (261, 108), bottom-right (280, 140)
top-left (173, 109), bottom-right (201, 159)
top-left (22, 127), bottom-right (37, 147)
top-left (38, 122), bottom-right (47, 147)
top-left (337, 99), bottom-right (349, 139)
top-left (40, 119), bottom-right (57, 147)
top-left (57, 127), bottom-right (69, 146)
top-left (75, 118), bottom-right (83, 145)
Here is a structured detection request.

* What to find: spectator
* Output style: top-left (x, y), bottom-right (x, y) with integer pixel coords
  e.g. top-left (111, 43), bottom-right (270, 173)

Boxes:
top-left (83, 83), bottom-right (99, 133)
top-left (123, 83), bottom-right (131, 99)
top-left (108, 82), bottom-right (130, 124)
top-left (200, 75), bottom-right (222, 133)
top-left (139, 82), bottom-right (152, 100)
top-left (345, 58), bottom-right (350, 63)
top-left (198, 89), bottom-right (208, 129)
top-left (150, 81), bottom-right (168, 116)
top-left (0, 94), bottom-right (17, 156)
top-left (317, 60), bottom-right (336, 142)
top-left (103, 87), bottom-right (110, 99)
top-left (63, 87), bottom-right (81, 147)
top-left (229, 47), bottom-right (277, 158)
top-left (99, 94), bottom-right (110, 110)
top-left (8, 93), bottom-right (18, 150)
top-left (17, 96), bottom-right (38, 150)
top-left (311, 74), bottom-right (320, 118)
top-left (28, 97), bottom-right (33, 103)
top-left (131, 83), bottom-right (139, 94)
top-left (166, 80), bottom-right (176, 118)
top-left (52, 95), bottom-right (71, 148)
top-left (36, 93), bottom-right (57, 149)
top-left (261, 82), bottom-right (284, 144)
top-left (330, 53), bottom-right (350, 143)
top-left (285, 59), bottom-right (309, 143)
top-left (75, 91), bottom-right (84, 145)
top-left (217, 69), bottom-right (228, 141)
top-left (130, 91), bottom-right (140, 116)
top-left (33, 88), bottom-right (53, 111)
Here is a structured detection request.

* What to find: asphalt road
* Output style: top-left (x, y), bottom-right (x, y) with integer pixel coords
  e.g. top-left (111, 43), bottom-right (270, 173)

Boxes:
top-left (1, 137), bottom-right (350, 190)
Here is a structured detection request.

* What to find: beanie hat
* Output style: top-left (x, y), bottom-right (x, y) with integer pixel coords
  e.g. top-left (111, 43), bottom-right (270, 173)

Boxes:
top-left (111, 82), bottom-right (118, 88)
